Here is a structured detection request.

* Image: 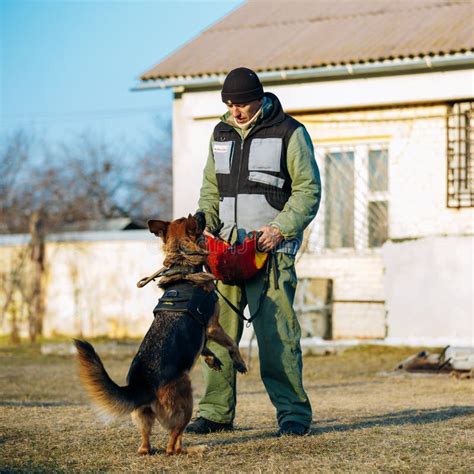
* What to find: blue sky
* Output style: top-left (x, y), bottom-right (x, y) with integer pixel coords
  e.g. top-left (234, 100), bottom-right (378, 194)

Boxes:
top-left (1, 0), bottom-right (243, 149)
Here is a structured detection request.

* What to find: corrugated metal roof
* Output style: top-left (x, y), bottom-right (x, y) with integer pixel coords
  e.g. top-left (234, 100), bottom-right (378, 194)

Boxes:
top-left (140, 0), bottom-right (474, 81)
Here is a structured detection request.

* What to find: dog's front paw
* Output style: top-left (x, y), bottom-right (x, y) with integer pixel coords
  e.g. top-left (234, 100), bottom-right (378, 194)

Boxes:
top-left (137, 444), bottom-right (152, 455)
top-left (233, 359), bottom-right (248, 374)
top-left (204, 355), bottom-right (223, 371)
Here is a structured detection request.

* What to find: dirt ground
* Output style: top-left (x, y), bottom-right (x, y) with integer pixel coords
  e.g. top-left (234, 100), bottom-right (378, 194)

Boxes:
top-left (0, 342), bottom-right (473, 472)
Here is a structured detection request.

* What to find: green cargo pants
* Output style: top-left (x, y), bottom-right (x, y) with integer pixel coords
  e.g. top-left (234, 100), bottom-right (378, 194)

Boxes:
top-left (198, 252), bottom-right (312, 428)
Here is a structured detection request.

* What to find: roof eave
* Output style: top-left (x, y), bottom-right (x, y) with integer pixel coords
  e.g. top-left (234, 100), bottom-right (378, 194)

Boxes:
top-left (131, 52), bottom-right (474, 92)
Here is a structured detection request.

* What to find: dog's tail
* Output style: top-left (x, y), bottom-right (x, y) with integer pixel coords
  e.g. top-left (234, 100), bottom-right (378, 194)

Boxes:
top-left (74, 339), bottom-right (144, 417)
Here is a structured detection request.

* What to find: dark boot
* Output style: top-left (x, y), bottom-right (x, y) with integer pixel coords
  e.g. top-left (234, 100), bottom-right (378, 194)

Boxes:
top-left (277, 421), bottom-right (309, 437)
top-left (186, 417), bottom-right (233, 434)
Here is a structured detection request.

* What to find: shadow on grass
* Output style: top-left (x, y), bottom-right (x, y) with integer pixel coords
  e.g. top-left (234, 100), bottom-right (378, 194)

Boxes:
top-left (238, 380), bottom-right (385, 397)
top-left (0, 460), bottom-right (64, 473)
top-left (187, 429), bottom-right (277, 447)
top-left (304, 380), bottom-right (385, 391)
top-left (198, 406), bottom-right (474, 447)
top-left (0, 401), bottom-right (81, 407)
top-left (311, 405), bottom-right (474, 435)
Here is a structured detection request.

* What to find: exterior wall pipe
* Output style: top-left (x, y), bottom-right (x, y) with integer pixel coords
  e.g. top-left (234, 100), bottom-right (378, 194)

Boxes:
top-left (131, 53), bottom-right (474, 92)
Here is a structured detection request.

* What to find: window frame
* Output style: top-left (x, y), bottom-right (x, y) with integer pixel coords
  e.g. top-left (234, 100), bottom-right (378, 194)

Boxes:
top-left (313, 142), bottom-right (390, 254)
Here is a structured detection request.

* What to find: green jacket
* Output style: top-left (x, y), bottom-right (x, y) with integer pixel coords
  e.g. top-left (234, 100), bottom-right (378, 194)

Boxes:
top-left (198, 94), bottom-right (321, 253)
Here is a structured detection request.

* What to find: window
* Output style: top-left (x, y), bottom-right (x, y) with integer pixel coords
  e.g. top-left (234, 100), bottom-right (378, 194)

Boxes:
top-left (447, 101), bottom-right (474, 208)
top-left (325, 151), bottom-right (354, 248)
top-left (321, 145), bottom-right (389, 250)
top-left (368, 149), bottom-right (389, 248)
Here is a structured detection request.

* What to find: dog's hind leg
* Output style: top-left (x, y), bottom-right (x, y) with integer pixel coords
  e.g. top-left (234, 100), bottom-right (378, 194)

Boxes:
top-left (131, 406), bottom-right (155, 455)
top-left (166, 428), bottom-right (184, 455)
top-left (156, 373), bottom-right (193, 455)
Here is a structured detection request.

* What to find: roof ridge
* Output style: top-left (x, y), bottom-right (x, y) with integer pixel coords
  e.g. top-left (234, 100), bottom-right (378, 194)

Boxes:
top-left (206, 1), bottom-right (471, 33)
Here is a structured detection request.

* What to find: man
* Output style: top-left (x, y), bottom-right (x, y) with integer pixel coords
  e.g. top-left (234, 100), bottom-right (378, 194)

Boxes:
top-left (188, 67), bottom-right (321, 436)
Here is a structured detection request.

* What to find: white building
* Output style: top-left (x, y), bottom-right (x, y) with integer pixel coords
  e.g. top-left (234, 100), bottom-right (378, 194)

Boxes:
top-left (135, 0), bottom-right (474, 345)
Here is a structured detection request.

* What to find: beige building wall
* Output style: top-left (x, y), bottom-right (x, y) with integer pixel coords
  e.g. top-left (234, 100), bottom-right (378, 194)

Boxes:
top-left (0, 232), bottom-right (164, 338)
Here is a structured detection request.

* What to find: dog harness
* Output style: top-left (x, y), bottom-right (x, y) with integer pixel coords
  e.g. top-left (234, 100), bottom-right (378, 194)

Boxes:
top-left (153, 283), bottom-right (218, 326)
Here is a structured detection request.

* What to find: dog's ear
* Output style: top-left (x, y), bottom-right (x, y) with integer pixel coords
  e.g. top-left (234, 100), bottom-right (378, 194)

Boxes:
top-left (193, 211), bottom-right (206, 232)
top-left (147, 219), bottom-right (170, 240)
top-left (186, 214), bottom-right (201, 236)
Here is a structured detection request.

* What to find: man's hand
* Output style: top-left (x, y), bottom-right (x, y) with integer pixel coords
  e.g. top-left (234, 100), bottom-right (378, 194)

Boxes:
top-left (258, 225), bottom-right (283, 252)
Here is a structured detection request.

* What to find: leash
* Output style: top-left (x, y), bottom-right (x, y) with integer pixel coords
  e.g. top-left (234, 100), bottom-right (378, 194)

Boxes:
top-left (136, 266), bottom-right (167, 288)
top-left (137, 265), bottom-right (203, 288)
top-left (215, 285), bottom-right (254, 325)
top-left (215, 252), bottom-right (278, 327)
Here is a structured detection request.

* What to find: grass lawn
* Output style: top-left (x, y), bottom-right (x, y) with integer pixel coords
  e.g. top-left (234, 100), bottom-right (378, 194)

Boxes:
top-left (0, 342), bottom-right (473, 472)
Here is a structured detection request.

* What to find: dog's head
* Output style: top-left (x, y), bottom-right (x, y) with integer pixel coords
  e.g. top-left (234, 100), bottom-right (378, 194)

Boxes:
top-left (147, 213), bottom-right (206, 246)
top-left (148, 213), bottom-right (213, 286)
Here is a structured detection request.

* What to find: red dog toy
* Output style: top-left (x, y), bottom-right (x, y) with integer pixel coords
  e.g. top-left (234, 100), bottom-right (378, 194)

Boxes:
top-left (205, 232), bottom-right (268, 282)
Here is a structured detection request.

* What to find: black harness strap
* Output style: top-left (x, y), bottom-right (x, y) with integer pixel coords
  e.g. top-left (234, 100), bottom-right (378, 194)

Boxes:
top-left (154, 282), bottom-right (217, 327)
top-left (271, 252), bottom-right (280, 290)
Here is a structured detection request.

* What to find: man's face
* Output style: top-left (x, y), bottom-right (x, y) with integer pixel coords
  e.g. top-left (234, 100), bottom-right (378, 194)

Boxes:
top-left (227, 99), bottom-right (262, 125)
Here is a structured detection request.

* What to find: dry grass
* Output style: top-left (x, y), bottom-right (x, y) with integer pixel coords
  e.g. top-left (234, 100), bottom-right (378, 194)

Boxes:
top-left (0, 342), bottom-right (473, 472)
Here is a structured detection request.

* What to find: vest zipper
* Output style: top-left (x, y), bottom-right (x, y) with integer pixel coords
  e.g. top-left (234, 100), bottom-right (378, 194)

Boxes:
top-left (235, 138), bottom-right (244, 227)
top-left (233, 120), bottom-right (274, 231)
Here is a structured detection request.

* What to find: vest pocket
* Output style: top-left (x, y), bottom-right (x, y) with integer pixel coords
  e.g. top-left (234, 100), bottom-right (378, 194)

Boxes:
top-left (249, 171), bottom-right (285, 189)
top-left (213, 141), bottom-right (234, 174)
top-left (219, 196), bottom-right (235, 240)
top-left (236, 194), bottom-right (280, 232)
top-left (248, 138), bottom-right (282, 172)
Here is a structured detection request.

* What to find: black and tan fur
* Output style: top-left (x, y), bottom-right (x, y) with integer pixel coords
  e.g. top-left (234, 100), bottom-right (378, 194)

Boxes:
top-left (74, 214), bottom-right (246, 455)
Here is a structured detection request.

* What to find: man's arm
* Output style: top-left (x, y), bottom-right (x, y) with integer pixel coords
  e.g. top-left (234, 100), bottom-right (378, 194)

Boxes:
top-left (268, 126), bottom-right (321, 240)
top-left (197, 140), bottom-right (221, 232)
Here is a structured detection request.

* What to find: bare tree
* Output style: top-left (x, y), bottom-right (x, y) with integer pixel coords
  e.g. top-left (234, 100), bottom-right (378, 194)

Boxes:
top-left (1, 124), bottom-right (173, 233)
top-left (132, 120), bottom-right (172, 221)
top-left (0, 129), bottom-right (32, 233)
top-left (27, 211), bottom-right (46, 341)
top-left (45, 132), bottom-right (133, 226)
top-left (0, 124), bottom-right (172, 341)
top-left (0, 246), bottom-right (29, 343)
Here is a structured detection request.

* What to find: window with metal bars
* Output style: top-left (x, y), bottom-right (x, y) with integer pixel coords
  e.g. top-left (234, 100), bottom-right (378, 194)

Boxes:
top-left (447, 101), bottom-right (474, 208)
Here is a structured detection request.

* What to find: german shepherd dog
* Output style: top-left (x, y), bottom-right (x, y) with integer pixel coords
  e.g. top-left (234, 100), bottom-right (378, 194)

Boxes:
top-left (74, 214), bottom-right (247, 455)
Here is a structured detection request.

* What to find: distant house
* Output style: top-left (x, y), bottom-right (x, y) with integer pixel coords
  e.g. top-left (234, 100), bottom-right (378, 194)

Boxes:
top-left (135, 0), bottom-right (474, 345)
top-left (58, 218), bottom-right (146, 233)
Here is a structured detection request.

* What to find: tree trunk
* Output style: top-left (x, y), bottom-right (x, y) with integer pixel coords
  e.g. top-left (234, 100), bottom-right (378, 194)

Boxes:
top-left (28, 211), bottom-right (46, 342)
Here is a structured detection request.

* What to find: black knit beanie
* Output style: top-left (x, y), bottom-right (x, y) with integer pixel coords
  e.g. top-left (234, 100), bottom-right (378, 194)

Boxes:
top-left (221, 67), bottom-right (264, 105)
